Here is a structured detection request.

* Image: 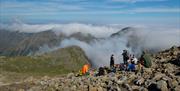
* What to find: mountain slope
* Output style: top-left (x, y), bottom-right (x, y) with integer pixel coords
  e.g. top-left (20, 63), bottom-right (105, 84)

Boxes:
top-left (0, 30), bottom-right (32, 55)
top-left (0, 46), bottom-right (89, 76)
top-left (0, 46), bottom-right (180, 91)
top-left (0, 30), bottom-right (96, 56)
top-left (12, 30), bottom-right (61, 56)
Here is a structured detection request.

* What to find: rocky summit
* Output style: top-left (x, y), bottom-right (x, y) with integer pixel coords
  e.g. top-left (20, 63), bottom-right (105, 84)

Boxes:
top-left (0, 46), bottom-right (180, 91)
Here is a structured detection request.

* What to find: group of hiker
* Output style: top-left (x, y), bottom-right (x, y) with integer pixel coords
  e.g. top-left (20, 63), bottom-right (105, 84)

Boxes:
top-left (111, 50), bottom-right (152, 73)
top-left (112, 50), bottom-right (139, 71)
top-left (78, 50), bottom-right (152, 76)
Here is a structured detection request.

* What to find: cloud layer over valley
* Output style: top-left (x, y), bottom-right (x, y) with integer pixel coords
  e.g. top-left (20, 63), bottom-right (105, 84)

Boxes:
top-left (0, 23), bottom-right (180, 67)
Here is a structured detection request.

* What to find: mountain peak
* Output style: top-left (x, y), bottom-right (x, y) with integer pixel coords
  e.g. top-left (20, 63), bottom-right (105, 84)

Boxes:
top-left (110, 27), bottom-right (135, 37)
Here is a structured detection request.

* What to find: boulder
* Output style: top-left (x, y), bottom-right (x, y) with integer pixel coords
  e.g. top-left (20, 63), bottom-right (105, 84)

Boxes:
top-left (124, 83), bottom-right (132, 91)
top-left (24, 76), bottom-right (35, 84)
top-left (134, 78), bottom-right (145, 86)
top-left (131, 85), bottom-right (140, 90)
top-left (144, 80), bottom-right (156, 88)
top-left (144, 68), bottom-right (152, 74)
top-left (139, 87), bottom-right (148, 91)
top-left (67, 73), bottom-right (75, 79)
top-left (89, 85), bottom-right (98, 91)
top-left (18, 89), bottom-right (25, 91)
top-left (152, 73), bottom-right (165, 81)
top-left (171, 79), bottom-right (178, 88)
top-left (157, 80), bottom-right (168, 91)
top-left (127, 74), bottom-right (137, 83)
top-left (177, 77), bottom-right (180, 84)
top-left (175, 86), bottom-right (180, 91)
top-left (117, 76), bottom-right (127, 85)
top-left (117, 87), bottom-right (121, 91)
top-left (27, 86), bottom-right (41, 91)
top-left (164, 63), bottom-right (175, 73)
top-left (97, 86), bottom-right (103, 91)
top-left (147, 83), bottom-right (160, 91)
top-left (162, 76), bottom-right (171, 82)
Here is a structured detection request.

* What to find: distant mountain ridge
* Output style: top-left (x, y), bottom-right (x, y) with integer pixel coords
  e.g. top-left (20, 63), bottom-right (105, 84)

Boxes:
top-left (0, 26), bottom-right (161, 57)
top-left (0, 29), bottom-right (96, 56)
top-left (110, 27), bottom-right (134, 37)
top-left (0, 27), bottom-right (141, 56)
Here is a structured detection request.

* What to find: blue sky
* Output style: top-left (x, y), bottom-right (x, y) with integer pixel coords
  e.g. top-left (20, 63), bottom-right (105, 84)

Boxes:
top-left (0, 0), bottom-right (180, 24)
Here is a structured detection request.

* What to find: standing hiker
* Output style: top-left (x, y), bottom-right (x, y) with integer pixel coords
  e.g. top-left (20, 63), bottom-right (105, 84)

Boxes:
top-left (110, 54), bottom-right (115, 68)
top-left (122, 50), bottom-right (129, 65)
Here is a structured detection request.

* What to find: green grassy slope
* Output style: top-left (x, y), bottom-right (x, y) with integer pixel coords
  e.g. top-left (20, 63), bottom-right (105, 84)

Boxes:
top-left (0, 46), bottom-right (89, 76)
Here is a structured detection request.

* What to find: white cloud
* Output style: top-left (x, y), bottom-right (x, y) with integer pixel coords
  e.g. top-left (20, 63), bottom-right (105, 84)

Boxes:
top-left (1, 7), bottom-right (179, 17)
top-left (111, 0), bottom-right (167, 3)
top-left (60, 37), bottom-right (129, 67)
top-left (133, 8), bottom-right (180, 13)
top-left (1, 0), bottom-right (179, 17)
top-left (58, 24), bottom-right (180, 67)
top-left (56, 8), bottom-right (180, 14)
top-left (0, 23), bottom-right (121, 38)
top-left (1, 22), bottom-right (180, 67)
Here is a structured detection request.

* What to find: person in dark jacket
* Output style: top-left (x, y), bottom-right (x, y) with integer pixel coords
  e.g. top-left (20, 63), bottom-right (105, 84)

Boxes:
top-left (110, 54), bottom-right (115, 68)
top-left (122, 50), bottom-right (129, 65)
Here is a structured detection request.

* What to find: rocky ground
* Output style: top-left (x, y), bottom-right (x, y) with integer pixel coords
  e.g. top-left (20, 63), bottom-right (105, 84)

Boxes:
top-left (0, 46), bottom-right (180, 91)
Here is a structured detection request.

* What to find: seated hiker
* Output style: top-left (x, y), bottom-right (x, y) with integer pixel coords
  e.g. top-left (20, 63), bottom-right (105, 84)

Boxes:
top-left (128, 61), bottom-right (136, 72)
top-left (119, 63), bottom-right (126, 71)
top-left (111, 66), bottom-right (116, 73)
top-left (110, 54), bottom-right (115, 68)
top-left (89, 69), bottom-right (97, 76)
top-left (82, 64), bottom-right (90, 75)
top-left (104, 66), bottom-right (111, 74)
top-left (136, 61), bottom-right (144, 75)
top-left (115, 64), bottom-right (120, 71)
top-left (97, 67), bottom-right (105, 76)
top-left (76, 70), bottom-right (83, 77)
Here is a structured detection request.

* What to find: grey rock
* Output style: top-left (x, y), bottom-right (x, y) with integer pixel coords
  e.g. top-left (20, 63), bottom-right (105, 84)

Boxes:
top-left (153, 73), bottom-right (165, 81)
top-left (157, 80), bottom-right (168, 91)
top-left (135, 78), bottom-right (145, 86)
top-left (67, 73), bottom-right (75, 79)
top-left (175, 86), bottom-right (180, 91)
